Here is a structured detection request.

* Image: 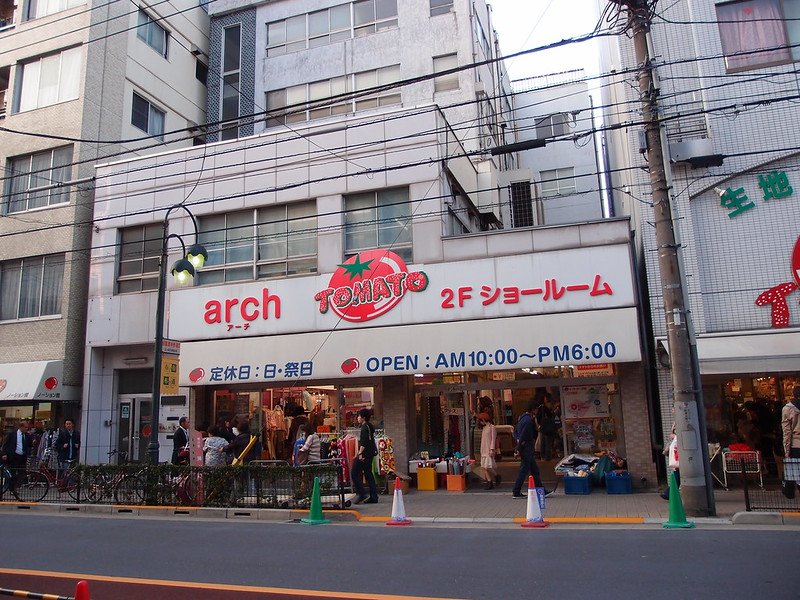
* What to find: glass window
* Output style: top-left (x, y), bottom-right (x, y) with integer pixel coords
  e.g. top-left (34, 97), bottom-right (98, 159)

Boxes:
top-left (0, 254), bottom-right (63, 320)
top-left (221, 25), bottom-right (241, 141)
top-left (257, 201), bottom-right (317, 278)
top-left (266, 89), bottom-right (287, 127)
top-left (344, 188), bottom-right (411, 262)
top-left (137, 9), bottom-right (168, 58)
top-left (116, 224), bottom-right (161, 294)
top-left (540, 167), bottom-right (576, 197)
top-left (17, 46), bottom-right (82, 112)
top-left (26, 0), bottom-right (85, 20)
top-left (354, 0), bottom-right (397, 36)
top-left (716, 0), bottom-right (798, 72)
top-left (4, 146), bottom-right (73, 213)
top-left (354, 65), bottom-right (400, 111)
top-left (198, 211), bottom-right (255, 284)
top-left (430, 0), bottom-right (454, 16)
top-left (433, 53), bottom-right (459, 92)
top-left (536, 114), bottom-right (570, 139)
top-left (131, 92), bottom-right (165, 140)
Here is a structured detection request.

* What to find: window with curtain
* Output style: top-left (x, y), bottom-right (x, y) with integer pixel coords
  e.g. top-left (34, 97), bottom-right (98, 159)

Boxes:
top-left (26, 0), bottom-right (84, 20)
top-left (131, 92), bottom-right (165, 140)
top-left (344, 188), bottom-right (412, 262)
top-left (221, 24), bottom-right (241, 141)
top-left (539, 167), bottom-right (576, 197)
top-left (16, 46), bottom-right (81, 112)
top-left (433, 53), bottom-right (459, 92)
top-left (716, 0), bottom-right (799, 72)
top-left (4, 146), bottom-right (72, 214)
top-left (137, 9), bottom-right (168, 58)
top-left (0, 254), bottom-right (64, 321)
top-left (116, 224), bottom-right (162, 294)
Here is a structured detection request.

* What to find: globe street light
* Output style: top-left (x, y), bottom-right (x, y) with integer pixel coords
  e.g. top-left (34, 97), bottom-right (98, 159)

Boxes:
top-left (148, 203), bottom-right (208, 464)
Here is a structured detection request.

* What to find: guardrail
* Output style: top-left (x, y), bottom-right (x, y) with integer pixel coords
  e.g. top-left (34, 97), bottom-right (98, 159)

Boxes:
top-left (0, 462), bottom-right (347, 510)
top-left (742, 457), bottom-right (800, 512)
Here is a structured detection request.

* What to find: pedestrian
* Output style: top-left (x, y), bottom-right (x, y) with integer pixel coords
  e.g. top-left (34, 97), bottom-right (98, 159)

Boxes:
top-left (781, 386), bottom-right (800, 498)
top-left (301, 422), bottom-right (322, 464)
top-left (512, 400), bottom-right (551, 498)
top-left (172, 416), bottom-right (190, 465)
top-left (55, 419), bottom-right (80, 476)
top-left (661, 425), bottom-right (679, 500)
top-left (477, 412), bottom-right (499, 489)
top-left (351, 408), bottom-right (378, 504)
top-left (535, 395), bottom-right (557, 461)
top-left (223, 420), bottom-right (259, 464)
top-left (1, 420), bottom-right (32, 492)
top-left (202, 425), bottom-right (228, 467)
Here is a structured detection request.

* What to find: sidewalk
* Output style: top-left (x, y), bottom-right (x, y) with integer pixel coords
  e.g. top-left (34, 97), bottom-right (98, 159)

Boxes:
top-left (350, 484), bottom-right (751, 524)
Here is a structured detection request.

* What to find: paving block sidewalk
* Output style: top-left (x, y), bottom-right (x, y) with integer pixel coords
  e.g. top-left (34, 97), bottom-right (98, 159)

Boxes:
top-left (350, 486), bottom-right (749, 522)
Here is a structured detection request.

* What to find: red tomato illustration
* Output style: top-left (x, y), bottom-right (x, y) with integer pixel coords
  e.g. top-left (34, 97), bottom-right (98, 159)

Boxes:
top-left (44, 377), bottom-right (59, 390)
top-left (189, 368), bottom-right (205, 383)
top-left (341, 358), bottom-right (360, 375)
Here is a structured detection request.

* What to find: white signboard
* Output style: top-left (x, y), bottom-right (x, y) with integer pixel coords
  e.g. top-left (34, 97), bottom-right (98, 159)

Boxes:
top-left (179, 307), bottom-right (641, 384)
top-left (168, 245), bottom-right (635, 341)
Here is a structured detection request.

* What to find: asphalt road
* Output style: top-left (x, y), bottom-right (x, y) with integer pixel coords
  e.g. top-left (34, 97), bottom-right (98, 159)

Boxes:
top-left (0, 514), bottom-right (796, 600)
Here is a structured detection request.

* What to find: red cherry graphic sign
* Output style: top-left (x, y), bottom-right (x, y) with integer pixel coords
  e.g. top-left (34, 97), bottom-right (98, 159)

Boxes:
top-left (189, 368), bottom-right (205, 383)
top-left (44, 377), bottom-right (59, 390)
top-left (792, 237), bottom-right (800, 287)
top-left (315, 249), bottom-right (429, 323)
top-left (341, 358), bottom-right (360, 375)
top-left (0, 379), bottom-right (6, 393)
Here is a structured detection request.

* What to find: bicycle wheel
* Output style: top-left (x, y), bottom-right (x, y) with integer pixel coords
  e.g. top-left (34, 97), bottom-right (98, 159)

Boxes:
top-left (0, 467), bottom-right (11, 497)
top-left (114, 474), bottom-right (145, 505)
top-left (175, 471), bottom-right (202, 506)
top-left (14, 470), bottom-right (49, 502)
top-left (85, 472), bottom-right (112, 503)
top-left (63, 470), bottom-right (82, 502)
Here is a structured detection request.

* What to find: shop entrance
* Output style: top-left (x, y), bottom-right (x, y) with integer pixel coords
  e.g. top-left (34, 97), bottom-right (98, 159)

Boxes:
top-left (117, 396), bottom-right (152, 462)
top-left (415, 389), bottom-right (471, 459)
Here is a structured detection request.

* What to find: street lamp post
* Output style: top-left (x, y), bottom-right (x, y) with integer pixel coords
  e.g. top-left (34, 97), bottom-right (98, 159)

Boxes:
top-left (148, 203), bottom-right (208, 465)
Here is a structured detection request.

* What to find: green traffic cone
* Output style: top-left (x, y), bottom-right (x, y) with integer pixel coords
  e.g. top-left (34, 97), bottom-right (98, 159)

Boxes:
top-left (663, 471), bottom-right (695, 529)
top-left (301, 476), bottom-right (331, 525)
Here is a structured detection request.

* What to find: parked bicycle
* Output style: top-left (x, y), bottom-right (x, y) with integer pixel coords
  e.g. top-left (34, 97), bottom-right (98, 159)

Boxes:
top-left (81, 450), bottom-right (145, 504)
top-left (34, 448), bottom-right (80, 501)
top-left (0, 462), bottom-right (49, 502)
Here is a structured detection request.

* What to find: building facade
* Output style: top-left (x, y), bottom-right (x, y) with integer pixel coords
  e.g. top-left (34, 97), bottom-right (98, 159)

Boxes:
top-left (601, 0), bottom-right (800, 470)
top-left (0, 0), bottom-right (209, 433)
top-left (81, 0), bottom-right (658, 484)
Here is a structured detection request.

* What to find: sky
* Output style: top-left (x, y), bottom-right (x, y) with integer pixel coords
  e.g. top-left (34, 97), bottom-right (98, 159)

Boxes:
top-left (487, 0), bottom-right (604, 82)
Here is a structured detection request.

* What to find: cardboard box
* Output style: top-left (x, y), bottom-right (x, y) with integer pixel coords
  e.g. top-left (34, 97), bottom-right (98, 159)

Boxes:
top-left (417, 467), bottom-right (437, 491)
top-left (446, 474), bottom-right (466, 492)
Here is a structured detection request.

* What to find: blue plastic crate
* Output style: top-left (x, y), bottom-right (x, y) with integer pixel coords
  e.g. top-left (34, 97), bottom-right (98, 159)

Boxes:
top-left (563, 475), bottom-right (592, 495)
top-left (605, 471), bottom-right (632, 494)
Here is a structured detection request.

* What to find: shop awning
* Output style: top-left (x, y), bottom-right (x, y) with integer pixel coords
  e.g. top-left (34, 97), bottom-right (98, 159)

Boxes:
top-left (0, 360), bottom-right (79, 403)
top-left (660, 329), bottom-right (800, 375)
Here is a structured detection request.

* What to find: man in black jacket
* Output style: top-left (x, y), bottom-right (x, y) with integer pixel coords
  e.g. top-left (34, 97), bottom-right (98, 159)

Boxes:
top-left (172, 417), bottom-right (190, 465)
top-left (55, 419), bottom-right (80, 475)
top-left (512, 401), bottom-right (552, 498)
top-left (2, 421), bottom-right (32, 492)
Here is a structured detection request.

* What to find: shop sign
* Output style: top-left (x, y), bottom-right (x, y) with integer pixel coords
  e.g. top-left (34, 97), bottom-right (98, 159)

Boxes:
top-left (755, 236), bottom-right (800, 328)
top-left (574, 363), bottom-right (614, 377)
top-left (720, 170), bottom-right (794, 218)
top-left (162, 339), bottom-right (181, 355)
top-left (563, 386), bottom-right (610, 418)
top-left (169, 244), bottom-right (636, 341)
top-left (179, 307), bottom-right (641, 384)
top-left (160, 356), bottom-right (179, 395)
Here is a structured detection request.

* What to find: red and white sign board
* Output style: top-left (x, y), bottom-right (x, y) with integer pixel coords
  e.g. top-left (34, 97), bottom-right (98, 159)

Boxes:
top-left (179, 307), bottom-right (641, 384)
top-left (168, 245), bottom-right (636, 341)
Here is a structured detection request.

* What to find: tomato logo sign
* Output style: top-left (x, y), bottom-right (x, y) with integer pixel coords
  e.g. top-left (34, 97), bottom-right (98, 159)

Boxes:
top-left (756, 236), bottom-right (800, 328)
top-left (44, 377), bottom-right (59, 390)
top-left (0, 379), bottom-right (6, 393)
top-left (189, 368), bottom-right (205, 383)
top-left (341, 358), bottom-right (360, 375)
top-left (314, 250), bottom-right (429, 323)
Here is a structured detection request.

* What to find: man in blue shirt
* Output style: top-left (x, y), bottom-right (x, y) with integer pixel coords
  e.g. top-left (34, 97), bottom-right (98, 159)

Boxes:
top-left (512, 400), bottom-right (552, 498)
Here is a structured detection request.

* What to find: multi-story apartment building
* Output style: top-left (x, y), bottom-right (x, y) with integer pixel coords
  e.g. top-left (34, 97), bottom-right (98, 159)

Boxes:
top-left (0, 0), bottom-right (209, 433)
top-left (602, 0), bottom-right (800, 473)
top-left (81, 0), bottom-right (657, 485)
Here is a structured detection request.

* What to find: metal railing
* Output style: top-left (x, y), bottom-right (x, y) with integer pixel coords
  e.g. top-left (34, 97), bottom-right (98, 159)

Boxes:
top-left (742, 458), bottom-right (800, 512)
top-left (0, 462), bottom-right (348, 510)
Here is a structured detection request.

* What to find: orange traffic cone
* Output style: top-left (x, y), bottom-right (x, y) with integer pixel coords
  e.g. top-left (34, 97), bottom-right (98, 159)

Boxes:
top-left (385, 478), bottom-right (412, 526)
top-left (75, 580), bottom-right (90, 600)
top-left (521, 475), bottom-right (549, 528)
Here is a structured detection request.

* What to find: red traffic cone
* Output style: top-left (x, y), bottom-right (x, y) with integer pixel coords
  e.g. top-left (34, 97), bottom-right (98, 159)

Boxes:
top-left (386, 478), bottom-right (412, 526)
top-left (521, 475), bottom-right (549, 528)
top-left (75, 580), bottom-right (90, 600)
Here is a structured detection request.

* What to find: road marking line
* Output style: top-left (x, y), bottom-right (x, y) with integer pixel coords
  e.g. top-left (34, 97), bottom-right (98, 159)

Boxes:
top-left (0, 568), bottom-right (464, 600)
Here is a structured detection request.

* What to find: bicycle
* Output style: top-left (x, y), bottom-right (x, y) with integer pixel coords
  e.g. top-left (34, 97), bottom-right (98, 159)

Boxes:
top-left (35, 448), bottom-right (80, 501)
top-left (0, 462), bottom-right (49, 503)
top-left (82, 450), bottom-right (145, 505)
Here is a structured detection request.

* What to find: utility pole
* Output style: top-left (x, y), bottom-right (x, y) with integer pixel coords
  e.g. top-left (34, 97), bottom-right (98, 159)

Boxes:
top-left (613, 0), bottom-right (714, 516)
